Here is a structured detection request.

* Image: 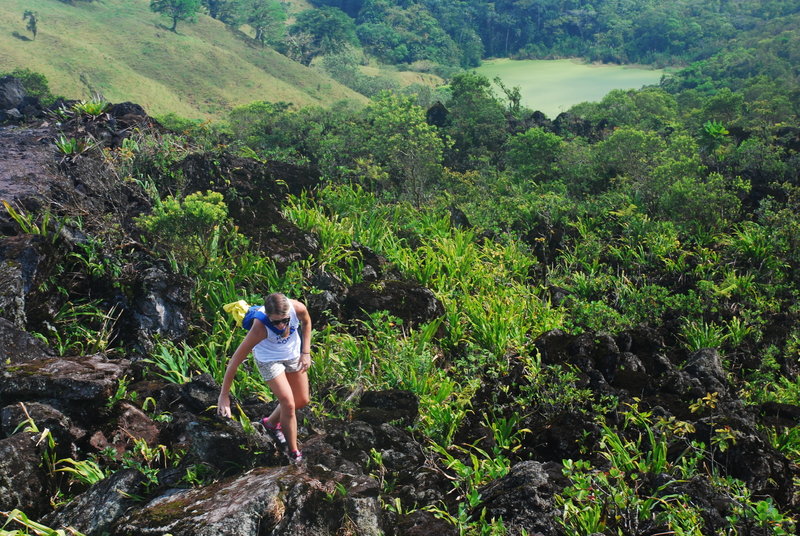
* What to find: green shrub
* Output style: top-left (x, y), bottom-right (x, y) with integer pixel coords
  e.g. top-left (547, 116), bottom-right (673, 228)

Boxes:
top-left (3, 68), bottom-right (57, 106)
top-left (505, 127), bottom-right (563, 183)
top-left (135, 190), bottom-right (236, 269)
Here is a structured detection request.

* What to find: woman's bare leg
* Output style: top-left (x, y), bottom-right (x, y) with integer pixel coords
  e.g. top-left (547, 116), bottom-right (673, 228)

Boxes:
top-left (266, 373), bottom-right (299, 452)
top-left (265, 369), bottom-right (309, 426)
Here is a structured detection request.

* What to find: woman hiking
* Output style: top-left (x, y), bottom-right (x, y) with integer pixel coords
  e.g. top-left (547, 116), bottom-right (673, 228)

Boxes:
top-left (217, 292), bottom-right (313, 464)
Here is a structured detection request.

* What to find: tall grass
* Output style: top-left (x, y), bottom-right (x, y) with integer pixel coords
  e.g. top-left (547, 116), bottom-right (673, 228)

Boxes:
top-left (310, 311), bottom-right (474, 445)
top-left (285, 184), bottom-right (564, 362)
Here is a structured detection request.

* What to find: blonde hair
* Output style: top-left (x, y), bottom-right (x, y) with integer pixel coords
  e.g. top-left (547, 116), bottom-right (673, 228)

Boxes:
top-left (265, 292), bottom-right (290, 319)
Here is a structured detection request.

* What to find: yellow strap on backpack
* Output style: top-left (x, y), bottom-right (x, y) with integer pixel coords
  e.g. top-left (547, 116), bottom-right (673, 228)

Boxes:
top-left (223, 300), bottom-right (250, 325)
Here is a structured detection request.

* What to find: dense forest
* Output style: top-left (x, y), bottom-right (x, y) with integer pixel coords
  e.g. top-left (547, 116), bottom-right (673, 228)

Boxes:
top-left (197, 0), bottom-right (800, 102)
top-left (1, 0), bottom-right (799, 534)
top-left (304, 0), bottom-right (800, 67)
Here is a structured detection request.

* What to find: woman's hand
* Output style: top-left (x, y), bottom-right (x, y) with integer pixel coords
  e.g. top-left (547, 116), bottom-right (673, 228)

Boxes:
top-left (299, 352), bottom-right (312, 372)
top-left (217, 393), bottom-right (232, 418)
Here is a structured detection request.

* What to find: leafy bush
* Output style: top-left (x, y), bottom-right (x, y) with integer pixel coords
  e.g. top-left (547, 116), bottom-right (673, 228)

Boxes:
top-left (505, 127), bottom-right (563, 183)
top-left (135, 190), bottom-right (238, 269)
top-left (2, 68), bottom-right (57, 106)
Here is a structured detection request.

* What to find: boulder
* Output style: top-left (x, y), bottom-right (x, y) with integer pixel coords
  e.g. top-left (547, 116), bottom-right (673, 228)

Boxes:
top-left (44, 469), bottom-right (145, 535)
top-left (109, 102), bottom-right (148, 119)
top-left (0, 401), bottom-right (85, 447)
top-left (130, 266), bottom-right (192, 351)
top-left (693, 415), bottom-right (796, 505)
top-left (342, 280), bottom-right (443, 327)
top-left (356, 389), bottom-right (418, 427)
top-left (0, 316), bottom-right (52, 364)
top-left (534, 329), bottom-right (576, 366)
top-left (0, 234), bottom-right (63, 328)
top-left (477, 461), bottom-right (566, 536)
top-left (394, 509), bottom-right (457, 535)
top-left (158, 411), bottom-right (281, 475)
top-left (0, 432), bottom-right (50, 518)
top-left (114, 465), bottom-right (381, 536)
top-left (612, 351), bottom-right (649, 392)
top-left (0, 76), bottom-right (25, 111)
top-left (350, 243), bottom-right (401, 282)
top-left (89, 401), bottom-right (160, 456)
top-left (175, 373), bottom-right (222, 414)
top-left (662, 475), bottom-right (736, 533)
top-left (759, 401), bottom-right (800, 427)
top-left (305, 290), bottom-right (340, 328)
top-left (683, 348), bottom-right (728, 395)
top-left (0, 353), bottom-right (130, 406)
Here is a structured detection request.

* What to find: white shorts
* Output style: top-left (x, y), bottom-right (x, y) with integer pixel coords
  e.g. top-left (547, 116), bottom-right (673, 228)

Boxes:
top-left (255, 356), bottom-right (303, 382)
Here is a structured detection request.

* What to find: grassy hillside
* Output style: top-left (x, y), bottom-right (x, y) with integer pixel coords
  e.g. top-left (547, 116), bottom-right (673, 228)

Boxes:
top-left (0, 0), bottom-right (365, 119)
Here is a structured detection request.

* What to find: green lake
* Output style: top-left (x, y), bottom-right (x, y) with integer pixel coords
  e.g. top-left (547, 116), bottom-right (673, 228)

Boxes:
top-left (475, 58), bottom-right (666, 119)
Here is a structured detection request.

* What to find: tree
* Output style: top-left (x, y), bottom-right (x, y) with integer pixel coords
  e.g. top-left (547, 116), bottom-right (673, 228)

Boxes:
top-left (134, 190), bottom-right (234, 268)
top-left (150, 0), bottom-right (201, 32)
top-left (356, 1), bottom-right (461, 66)
top-left (23, 11), bottom-right (37, 40)
top-left (202, 0), bottom-right (243, 25)
top-left (288, 7), bottom-right (358, 65)
top-left (593, 127), bottom-right (666, 185)
top-left (443, 71), bottom-right (507, 171)
top-left (354, 92), bottom-right (449, 205)
top-left (505, 127), bottom-right (563, 183)
top-left (308, 0), bottom-right (365, 18)
top-left (242, 0), bottom-right (286, 46)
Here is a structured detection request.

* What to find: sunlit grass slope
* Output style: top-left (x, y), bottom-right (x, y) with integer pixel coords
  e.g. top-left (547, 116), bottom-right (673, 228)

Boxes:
top-left (0, 0), bottom-right (365, 118)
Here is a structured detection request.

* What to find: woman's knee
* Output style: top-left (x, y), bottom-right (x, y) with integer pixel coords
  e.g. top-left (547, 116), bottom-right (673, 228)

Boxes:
top-left (295, 394), bottom-right (310, 410)
top-left (279, 397), bottom-right (297, 413)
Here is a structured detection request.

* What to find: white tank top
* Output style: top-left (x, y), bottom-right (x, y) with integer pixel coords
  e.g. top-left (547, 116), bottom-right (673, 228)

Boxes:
top-left (252, 302), bottom-right (302, 363)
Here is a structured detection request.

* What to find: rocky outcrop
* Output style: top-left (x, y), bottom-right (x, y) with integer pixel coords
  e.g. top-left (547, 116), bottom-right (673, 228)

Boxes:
top-left (478, 461), bottom-right (566, 536)
top-left (0, 352), bottom-right (453, 535)
top-left (0, 316), bottom-right (52, 364)
top-left (342, 279), bottom-right (444, 328)
top-left (43, 469), bottom-right (146, 535)
top-left (115, 465), bottom-right (380, 536)
top-left (0, 76), bottom-right (43, 122)
top-left (130, 266), bottom-right (193, 351)
top-left (0, 431), bottom-right (51, 518)
top-left (0, 77), bottom-right (26, 111)
top-left (1, 353), bottom-right (129, 403)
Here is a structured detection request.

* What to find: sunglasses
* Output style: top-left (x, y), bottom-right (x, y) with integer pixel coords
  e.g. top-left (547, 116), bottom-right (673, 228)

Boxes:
top-left (270, 317), bottom-right (290, 326)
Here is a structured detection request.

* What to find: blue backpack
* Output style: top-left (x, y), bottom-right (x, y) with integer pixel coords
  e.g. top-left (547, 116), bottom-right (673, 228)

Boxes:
top-left (242, 305), bottom-right (268, 331)
top-left (223, 300), bottom-right (267, 331)
top-left (223, 300), bottom-right (288, 336)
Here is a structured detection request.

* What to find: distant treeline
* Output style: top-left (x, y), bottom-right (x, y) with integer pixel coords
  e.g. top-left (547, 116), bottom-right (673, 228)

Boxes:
top-left (306, 0), bottom-right (800, 67)
top-left (193, 0), bottom-right (800, 103)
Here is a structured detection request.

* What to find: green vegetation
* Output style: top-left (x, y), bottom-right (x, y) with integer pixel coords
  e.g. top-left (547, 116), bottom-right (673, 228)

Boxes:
top-left (104, 52), bottom-right (797, 529)
top-left (288, 6), bottom-right (359, 65)
top-left (3, 1), bottom-right (800, 534)
top-left (1, 508), bottom-right (87, 536)
top-left (4, 0), bottom-right (800, 124)
top-left (0, 0), bottom-right (363, 119)
top-left (307, 0), bottom-right (800, 71)
top-left (150, 0), bottom-right (202, 32)
top-left (5, 50), bottom-right (800, 529)
top-left (22, 10), bottom-right (37, 40)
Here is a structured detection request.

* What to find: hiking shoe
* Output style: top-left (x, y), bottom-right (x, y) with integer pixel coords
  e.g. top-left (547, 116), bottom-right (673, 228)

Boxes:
top-left (261, 418), bottom-right (286, 446)
top-left (288, 449), bottom-right (303, 465)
